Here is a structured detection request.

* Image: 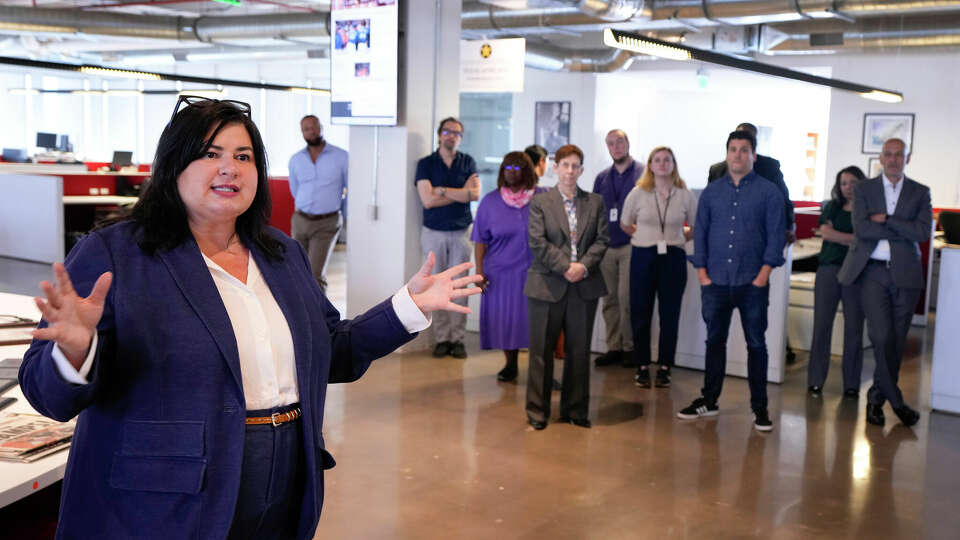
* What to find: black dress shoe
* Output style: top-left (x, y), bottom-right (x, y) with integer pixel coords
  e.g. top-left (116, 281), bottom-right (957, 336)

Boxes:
top-left (432, 341), bottom-right (451, 358)
top-left (558, 416), bottom-right (592, 428)
top-left (621, 352), bottom-right (637, 368)
top-left (449, 341), bottom-right (467, 359)
top-left (496, 364), bottom-right (518, 382)
top-left (866, 403), bottom-right (885, 426)
top-left (594, 350), bottom-right (622, 366)
top-left (893, 404), bottom-right (920, 427)
top-left (843, 389), bottom-right (859, 399)
top-left (528, 419), bottom-right (547, 430)
top-left (808, 385), bottom-right (822, 395)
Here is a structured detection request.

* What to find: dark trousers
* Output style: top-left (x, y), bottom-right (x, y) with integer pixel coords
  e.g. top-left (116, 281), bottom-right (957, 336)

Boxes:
top-left (629, 245), bottom-right (687, 368)
top-left (859, 262), bottom-right (921, 409)
top-left (526, 290), bottom-right (598, 423)
top-left (807, 264), bottom-right (865, 391)
top-left (227, 405), bottom-right (306, 540)
top-left (700, 283), bottom-right (770, 411)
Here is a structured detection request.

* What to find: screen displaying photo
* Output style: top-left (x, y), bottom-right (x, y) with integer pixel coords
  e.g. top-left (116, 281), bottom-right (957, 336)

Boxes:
top-left (330, 0), bottom-right (398, 125)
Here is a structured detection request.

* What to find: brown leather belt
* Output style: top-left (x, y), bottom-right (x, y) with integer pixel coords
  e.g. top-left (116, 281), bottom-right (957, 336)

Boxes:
top-left (296, 209), bottom-right (339, 221)
top-left (245, 407), bottom-right (302, 427)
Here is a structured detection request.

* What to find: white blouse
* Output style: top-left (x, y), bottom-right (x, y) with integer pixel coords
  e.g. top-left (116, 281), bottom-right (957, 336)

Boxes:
top-left (52, 254), bottom-right (431, 410)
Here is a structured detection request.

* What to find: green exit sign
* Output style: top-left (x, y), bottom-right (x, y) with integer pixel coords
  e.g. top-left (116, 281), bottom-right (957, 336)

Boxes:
top-left (212, 0), bottom-right (242, 5)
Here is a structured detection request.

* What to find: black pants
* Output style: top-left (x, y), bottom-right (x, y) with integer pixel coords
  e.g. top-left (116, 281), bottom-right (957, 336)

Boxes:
top-left (700, 283), bottom-right (770, 411)
top-left (526, 290), bottom-right (598, 423)
top-left (227, 405), bottom-right (306, 540)
top-left (629, 245), bottom-right (687, 368)
top-left (859, 262), bottom-right (921, 409)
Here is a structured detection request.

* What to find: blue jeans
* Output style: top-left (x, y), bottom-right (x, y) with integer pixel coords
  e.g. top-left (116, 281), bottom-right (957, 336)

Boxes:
top-left (700, 283), bottom-right (769, 411)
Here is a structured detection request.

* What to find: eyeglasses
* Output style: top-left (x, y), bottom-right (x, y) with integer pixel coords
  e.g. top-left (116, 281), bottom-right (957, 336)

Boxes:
top-left (503, 165), bottom-right (522, 171)
top-left (169, 95), bottom-right (252, 127)
top-left (440, 129), bottom-right (463, 138)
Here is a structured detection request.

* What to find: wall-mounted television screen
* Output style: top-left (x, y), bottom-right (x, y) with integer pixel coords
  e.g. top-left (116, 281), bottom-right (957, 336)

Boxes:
top-left (330, 0), bottom-right (398, 126)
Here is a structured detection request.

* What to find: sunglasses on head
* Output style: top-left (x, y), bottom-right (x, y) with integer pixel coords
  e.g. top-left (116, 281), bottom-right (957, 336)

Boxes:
top-left (169, 95), bottom-right (252, 127)
top-left (503, 165), bottom-right (522, 172)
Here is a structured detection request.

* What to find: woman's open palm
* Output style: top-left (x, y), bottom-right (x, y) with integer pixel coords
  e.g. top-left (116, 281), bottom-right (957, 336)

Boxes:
top-left (32, 262), bottom-right (113, 369)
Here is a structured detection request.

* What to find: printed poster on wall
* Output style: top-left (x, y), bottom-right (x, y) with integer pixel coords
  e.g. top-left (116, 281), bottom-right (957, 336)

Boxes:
top-left (460, 38), bottom-right (525, 93)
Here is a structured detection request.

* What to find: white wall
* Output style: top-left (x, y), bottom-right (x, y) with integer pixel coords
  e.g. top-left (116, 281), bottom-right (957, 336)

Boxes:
top-left (511, 68), bottom-right (598, 190)
top-left (769, 51), bottom-right (960, 207)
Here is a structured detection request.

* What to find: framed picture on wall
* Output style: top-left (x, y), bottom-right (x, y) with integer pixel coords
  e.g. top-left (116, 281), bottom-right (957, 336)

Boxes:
top-left (862, 113), bottom-right (914, 154)
top-left (867, 157), bottom-right (882, 178)
top-left (534, 101), bottom-right (571, 155)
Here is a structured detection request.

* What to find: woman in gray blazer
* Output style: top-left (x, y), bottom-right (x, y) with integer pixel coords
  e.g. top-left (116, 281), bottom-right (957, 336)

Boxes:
top-left (524, 144), bottom-right (609, 430)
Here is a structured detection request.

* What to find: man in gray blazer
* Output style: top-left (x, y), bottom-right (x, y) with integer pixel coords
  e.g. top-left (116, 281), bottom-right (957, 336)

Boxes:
top-left (838, 138), bottom-right (932, 427)
top-left (525, 144), bottom-right (609, 430)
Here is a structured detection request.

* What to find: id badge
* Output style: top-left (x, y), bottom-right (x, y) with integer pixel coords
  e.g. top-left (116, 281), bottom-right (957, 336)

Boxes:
top-left (609, 207), bottom-right (618, 222)
top-left (657, 240), bottom-right (667, 255)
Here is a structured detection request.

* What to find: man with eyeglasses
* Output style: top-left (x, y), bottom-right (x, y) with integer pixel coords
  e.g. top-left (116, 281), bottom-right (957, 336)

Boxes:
top-left (415, 117), bottom-right (481, 359)
top-left (288, 114), bottom-right (349, 292)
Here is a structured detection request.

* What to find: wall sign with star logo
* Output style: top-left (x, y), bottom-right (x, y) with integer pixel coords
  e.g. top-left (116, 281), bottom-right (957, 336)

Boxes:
top-left (460, 38), bottom-right (525, 93)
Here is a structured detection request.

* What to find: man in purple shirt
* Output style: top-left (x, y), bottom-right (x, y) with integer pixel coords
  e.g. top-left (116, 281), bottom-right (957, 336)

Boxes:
top-left (592, 129), bottom-right (643, 367)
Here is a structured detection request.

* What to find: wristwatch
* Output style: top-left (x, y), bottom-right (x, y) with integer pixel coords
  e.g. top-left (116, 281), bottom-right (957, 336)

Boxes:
top-left (438, 187), bottom-right (447, 196)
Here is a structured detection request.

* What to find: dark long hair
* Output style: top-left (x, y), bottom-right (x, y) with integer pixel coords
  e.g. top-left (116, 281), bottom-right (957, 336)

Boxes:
top-left (497, 151), bottom-right (537, 190)
top-left (129, 100), bottom-right (284, 260)
top-left (831, 165), bottom-right (866, 207)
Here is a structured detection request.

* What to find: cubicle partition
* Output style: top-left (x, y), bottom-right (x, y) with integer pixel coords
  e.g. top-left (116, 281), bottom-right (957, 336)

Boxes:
top-left (0, 174), bottom-right (63, 264)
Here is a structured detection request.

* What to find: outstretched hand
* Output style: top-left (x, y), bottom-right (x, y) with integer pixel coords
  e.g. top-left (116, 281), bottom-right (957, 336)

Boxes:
top-left (407, 252), bottom-right (483, 315)
top-left (32, 262), bottom-right (113, 370)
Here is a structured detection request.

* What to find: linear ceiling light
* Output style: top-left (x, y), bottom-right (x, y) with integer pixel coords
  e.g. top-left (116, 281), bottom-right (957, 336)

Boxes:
top-left (603, 28), bottom-right (691, 61)
top-left (79, 66), bottom-right (162, 80)
top-left (289, 87), bottom-right (330, 95)
top-left (603, 28), bottom-right (903, 103)
top-left (0, 56), bottom-right (329, 96)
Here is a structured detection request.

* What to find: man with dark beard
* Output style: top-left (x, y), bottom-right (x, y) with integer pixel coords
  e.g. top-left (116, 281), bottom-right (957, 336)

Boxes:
top-left (288, 114), bottom-right (349, 292)
top-left (592, 129), bottom-right (643, 368)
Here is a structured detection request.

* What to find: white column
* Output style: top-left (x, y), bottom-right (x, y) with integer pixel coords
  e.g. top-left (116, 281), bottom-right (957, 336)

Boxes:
top-left (345, 0), bottom-right (462, 353)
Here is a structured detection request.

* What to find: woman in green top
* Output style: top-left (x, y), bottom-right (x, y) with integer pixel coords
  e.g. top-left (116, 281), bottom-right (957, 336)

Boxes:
top-left (807, 166), bottom-right (867, 397)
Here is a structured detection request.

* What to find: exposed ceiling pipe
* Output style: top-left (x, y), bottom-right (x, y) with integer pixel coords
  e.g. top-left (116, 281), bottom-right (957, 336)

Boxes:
top-left (525, 41), bottom-right (641, 71)
top-left (563, 0), bottom-right (645, 20)
top-left (767, 14), bottom-right (960, 51)
top-left (0, 6), bottom-right (330, 41)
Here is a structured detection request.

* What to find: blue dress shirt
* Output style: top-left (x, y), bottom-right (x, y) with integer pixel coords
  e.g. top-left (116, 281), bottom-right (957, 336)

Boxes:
top-left (288, 143), bottom-right (349, 215)
top-left (693, 171), bottom-right (786, 286)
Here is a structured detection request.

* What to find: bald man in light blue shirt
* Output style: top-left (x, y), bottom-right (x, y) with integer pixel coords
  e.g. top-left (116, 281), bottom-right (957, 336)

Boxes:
top-left (289, 115), bottom-right (348, 291)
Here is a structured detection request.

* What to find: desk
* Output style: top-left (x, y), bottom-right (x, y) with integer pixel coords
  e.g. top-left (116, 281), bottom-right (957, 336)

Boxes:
top-left (931, 247), bottom-right (960, 414)
top-left (0, 292), bottom-right (70, 509)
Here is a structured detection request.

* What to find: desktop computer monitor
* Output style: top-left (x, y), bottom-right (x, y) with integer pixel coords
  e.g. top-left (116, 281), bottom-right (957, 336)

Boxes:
top-left (58, 134), bottom-right (71, 152)
top-left (36, 132), bottom-right (57, 150)
top-left (111, 151), bottom-right (133, 170)
top-left (2, 148), bottom-right (28, 163)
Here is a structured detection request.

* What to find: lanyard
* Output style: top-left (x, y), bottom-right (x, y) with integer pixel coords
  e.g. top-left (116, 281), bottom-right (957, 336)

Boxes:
top-left (653, 187), bottom-right (673, 235)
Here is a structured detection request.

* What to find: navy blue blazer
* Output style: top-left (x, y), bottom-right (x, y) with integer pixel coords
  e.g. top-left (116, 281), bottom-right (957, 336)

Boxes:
top-left (19, 222), bottom-right (416, 540)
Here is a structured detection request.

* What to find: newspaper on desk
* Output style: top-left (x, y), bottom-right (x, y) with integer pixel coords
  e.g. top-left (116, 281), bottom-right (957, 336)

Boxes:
top-left (0, 413), bottom-right (75, 463)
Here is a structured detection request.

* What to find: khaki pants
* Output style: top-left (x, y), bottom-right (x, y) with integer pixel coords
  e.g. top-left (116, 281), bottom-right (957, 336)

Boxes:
top-left (420, 226), bottom-right (470, 343)
top-left (291, 211), bottom-right (341, 292)
top-left (599, 244), bottom-right (632, 352)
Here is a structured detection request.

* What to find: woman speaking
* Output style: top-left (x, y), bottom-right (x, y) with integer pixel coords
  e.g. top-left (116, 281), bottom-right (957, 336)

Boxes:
top-left (19, 97), bottom-right (480, 540)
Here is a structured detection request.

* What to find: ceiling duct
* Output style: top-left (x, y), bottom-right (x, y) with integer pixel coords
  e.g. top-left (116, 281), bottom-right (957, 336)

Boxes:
top-left (766, 13), bottom-right (960, 51)
top-left (525, 41), bottom-right (640, 71)
top-left (0, 6), bottom-right (330, 42)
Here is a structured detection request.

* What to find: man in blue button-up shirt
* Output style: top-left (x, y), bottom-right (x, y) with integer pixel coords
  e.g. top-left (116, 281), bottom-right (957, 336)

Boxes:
top-left (288, 115), bottom-right (348, 292)
top-left (678, 130), bottom-right (785, 432)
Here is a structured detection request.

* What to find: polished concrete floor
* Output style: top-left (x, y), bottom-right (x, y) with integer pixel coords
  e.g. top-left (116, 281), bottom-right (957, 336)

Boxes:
top-left (313, 254), bottom-right (959, 539)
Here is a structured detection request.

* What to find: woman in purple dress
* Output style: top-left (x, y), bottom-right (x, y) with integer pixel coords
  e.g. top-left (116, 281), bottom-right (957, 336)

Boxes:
top-left (472, 152), bottom-right (540, 381)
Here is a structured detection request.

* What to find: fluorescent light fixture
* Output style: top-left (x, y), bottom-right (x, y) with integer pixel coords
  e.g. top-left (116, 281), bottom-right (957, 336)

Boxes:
top-left (861, 90), bottom-right (903, 103)
top-left (178, 89), bottom-right (225, 98)
top-left (80, 66), bottom-right (162, 80)
top-left (289, 87), bottom-right (330, 95)
top-left (105, 89), bottom-right (143, 96)
top-left (603, 28), bottom-right (904, 103)
top-left (8, 88), bottom-right (39, 95)
top-left (603, 28), bottom-right (691, 61)
top-left (71, 90), bottom-right (105, 95)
